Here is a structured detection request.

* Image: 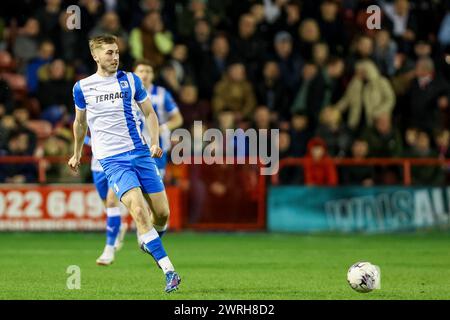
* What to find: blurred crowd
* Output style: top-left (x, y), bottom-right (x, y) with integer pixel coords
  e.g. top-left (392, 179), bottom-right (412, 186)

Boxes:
top-left (1, 0), bottom-right (450, 186)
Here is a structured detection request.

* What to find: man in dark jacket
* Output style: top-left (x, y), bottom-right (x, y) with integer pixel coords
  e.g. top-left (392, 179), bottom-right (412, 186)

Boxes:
top-left (405, 57), bottom-right (450, 132)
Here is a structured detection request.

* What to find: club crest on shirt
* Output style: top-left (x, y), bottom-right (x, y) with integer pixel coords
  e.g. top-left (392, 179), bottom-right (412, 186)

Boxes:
top-left (119, 81), bottom-right (129, 89)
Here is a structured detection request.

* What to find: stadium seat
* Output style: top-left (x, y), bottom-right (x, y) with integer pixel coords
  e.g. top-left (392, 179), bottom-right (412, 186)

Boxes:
top-left (26, 119), bottom-right (53, 139)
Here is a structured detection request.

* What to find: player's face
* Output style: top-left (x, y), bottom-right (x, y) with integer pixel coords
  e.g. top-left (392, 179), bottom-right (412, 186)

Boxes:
top-left (134, 64), bottom-right (153, 88)
top-left (94, 43), bottom-right (119, 74)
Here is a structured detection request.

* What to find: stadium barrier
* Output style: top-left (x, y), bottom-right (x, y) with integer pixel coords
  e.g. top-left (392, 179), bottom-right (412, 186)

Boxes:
top-left (269, 157), bottom-right (450, 233)
top-left (268, 186), bottom-right (450, 233)
top-left (0, 156), bottom-right (265, 231)
top-left (1, 156), bottom-right (449, 231)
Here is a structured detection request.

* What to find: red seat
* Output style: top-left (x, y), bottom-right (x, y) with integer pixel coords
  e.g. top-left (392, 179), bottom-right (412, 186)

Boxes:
top-left (26, 120), bottom-right (53, 139)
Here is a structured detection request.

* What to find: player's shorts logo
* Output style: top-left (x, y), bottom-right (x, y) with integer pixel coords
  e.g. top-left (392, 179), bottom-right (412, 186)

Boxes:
top-left (119, 81), bottom-right (129, 89)
top-left (114, 183), bottom-right (119, 193)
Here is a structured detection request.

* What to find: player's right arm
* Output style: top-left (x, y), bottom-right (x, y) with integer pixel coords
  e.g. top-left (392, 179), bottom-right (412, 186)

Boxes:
top-left (69, 81), bottom-right (88, 172)
top-left (68, 108), bottom-right (88, 172)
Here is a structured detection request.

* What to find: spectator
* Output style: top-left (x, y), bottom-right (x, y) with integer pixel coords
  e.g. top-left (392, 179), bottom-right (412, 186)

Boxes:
top-left (188, 18), bottom-right (212, 76)
top-left (197, 33), bottom-right (234, 100)
top-left (290, 111), bottom-right (313, 157)
top-left (215, 108), bottom-right (247, 157)
top-left (434, 128), bottom-right (450, 182)
top-left (156, 64), bottom-right (181, 99)
top-left (345, 34), bottom-right (375, 77)
top-left (315, 106), bottom-right (352, 158)
top-left (0, 130), bottom-right (37, 183)
top-left (13, 18), bottom-right (41, 70)
top-left (405, 57), bottom-right (450, 132)
top-left (273, 30), bottom-right (303, 96)
top-left (37, 59), bottom-right (73, 117)
top-left (34, 0), bottom-right (62, 50)
top-left (304, 137), bottom-right (338, 186)
top-left (212, 62), bottom-right (257, 121)
top-left (403, 126), bottom-right (419, 155)
top-left (232, 13), bottom-right (266, 81)
top-left (291, 56), bottom-right (344, 131)
top-left (312, 42), bottom-right (330, 68)
top-left (254, 60), bottom-right (290, 120)
top-left (297, 18), bottom-right (321, 61)
top-left (435, 129), bottom-right (450, 159)
top-left (318, 0), bottom-right (346, 55)
top-left (362, 113), bottom-right (403, 184)
top-left (274, 0), bottom-right (302, 41)
top-left (79, 0), bottom-right (105, 34)
top-left (406, 130), bottom-right (444, 186)
top-left (42, 127), bottom-right (76, 183)
top-left (413, 40), bottom-right (433, 60)
top-left (177, 0), bottom-right (213, 39)
top-left (167, 42), bottom-right (196, 86)
top-left (57, 11), bottom-right (82, 64)
top-left (129, 11), bottom-right (173, 71)
top-left (128, 0), bottom-right (165, 30)
top-left (380, 0), bottom-right (418, 54)
top-left (12, 106), bottom-right (37, 155)
top-left (25, 40), bottom-right (55, 94)
top-left (0, 77), bottom-right (13, 115)
top-left (335, 60), bottom-right (396, 133)
top-left (362, 112), bottom-right (403, 158)
top-left (342, 137), bottom-right (375, 186)
top-left (0, 115), bottom-right (18, 153)
top-left (373, 29), bottom-right (398, 77)
top-left (177, 84), bottom-right (210, 129)
top-left (89, 11), bottom-right (128, 41)
top-left (438, 10), bottom-right (450, 48)
top-left (278, 129), bottom-right (301, 185)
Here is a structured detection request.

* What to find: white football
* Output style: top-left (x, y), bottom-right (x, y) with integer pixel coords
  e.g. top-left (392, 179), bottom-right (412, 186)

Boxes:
top-left (347, 262), bottom-right (381, 293)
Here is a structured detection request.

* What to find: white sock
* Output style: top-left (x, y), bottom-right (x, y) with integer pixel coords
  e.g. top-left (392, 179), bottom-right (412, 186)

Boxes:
top-left (106, 207), bottom-right (121, 217)
top-left (138, 228), bottom-right (159, 245)
top-left (158, 256), bottom-right (175, 274)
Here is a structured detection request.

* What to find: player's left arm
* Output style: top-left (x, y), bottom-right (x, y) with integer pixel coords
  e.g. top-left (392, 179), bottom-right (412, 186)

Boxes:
top-left (162, 90), bottom-right (183, 132)
top-left (138, 98), bottom-right (163, 158)
top-left (132, 72), bottom-right (163, 158)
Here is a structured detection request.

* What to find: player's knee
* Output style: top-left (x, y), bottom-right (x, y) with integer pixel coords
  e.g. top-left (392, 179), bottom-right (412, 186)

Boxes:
top-left (131, 205), bottom-right (148, 225)
top-left (155, 203), bottom-right (170, 220)
top-left (106, 189), bottom-right (119, 207)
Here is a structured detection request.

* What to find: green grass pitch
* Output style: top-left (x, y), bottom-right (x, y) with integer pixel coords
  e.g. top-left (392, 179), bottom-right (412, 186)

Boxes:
top-left (1, 231), bottom-right (449, 299)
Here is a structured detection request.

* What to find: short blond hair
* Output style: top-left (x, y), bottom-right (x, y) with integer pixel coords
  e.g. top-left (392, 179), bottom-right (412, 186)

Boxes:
top-left (89, 34), bottom-right (118, 53)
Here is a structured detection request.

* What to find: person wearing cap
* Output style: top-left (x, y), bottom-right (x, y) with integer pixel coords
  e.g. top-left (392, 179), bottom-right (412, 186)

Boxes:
top-left (273, 30), bottom-right (303, 97)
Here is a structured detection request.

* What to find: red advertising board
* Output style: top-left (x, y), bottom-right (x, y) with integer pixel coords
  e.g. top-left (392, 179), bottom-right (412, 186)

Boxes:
top-left (0, 185), bottom-right (184, 231)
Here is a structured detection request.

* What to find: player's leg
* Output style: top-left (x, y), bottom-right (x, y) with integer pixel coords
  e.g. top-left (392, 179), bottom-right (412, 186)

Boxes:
top-left (121, 186), bottom-right (180, 292)
top-left (146, 153), bottom-right (169, 237)
top-left (131, 150), bottom-right (181, 292)
top-left (93, 171), bottom-right (120, 265)
top-left (101, 152), bottom-right (180, 292)
top-left (105, 188), bottom-right (128, 251)
top-left (143, 190), bottom-right (170, 238)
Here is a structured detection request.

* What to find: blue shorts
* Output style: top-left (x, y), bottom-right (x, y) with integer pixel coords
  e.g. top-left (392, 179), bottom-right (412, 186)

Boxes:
top-left (99, 146), bottom-right (164, 200)
top-left (154, 152), bottom-right (168, 178)
top-left (92, 170), bottom-right (109, 200)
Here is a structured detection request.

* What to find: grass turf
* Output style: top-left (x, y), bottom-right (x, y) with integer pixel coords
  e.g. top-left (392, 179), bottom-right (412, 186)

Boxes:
top-left (0, 231), bottom-right (449, 300)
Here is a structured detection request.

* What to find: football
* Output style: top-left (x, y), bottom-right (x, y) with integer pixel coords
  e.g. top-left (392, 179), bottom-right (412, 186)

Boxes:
top-left (347, 262), bottom-right (381, 293)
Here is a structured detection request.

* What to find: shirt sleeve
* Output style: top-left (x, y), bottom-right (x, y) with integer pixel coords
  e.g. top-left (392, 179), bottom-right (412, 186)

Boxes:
top-left (84, 135), bottom-right (91, 146)
top-left (73, 81), bottom-right (86, 110)
top-left (132, 73), bottom-right (148, 103)
top-left (163, 89), bottom-right (179, 115)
